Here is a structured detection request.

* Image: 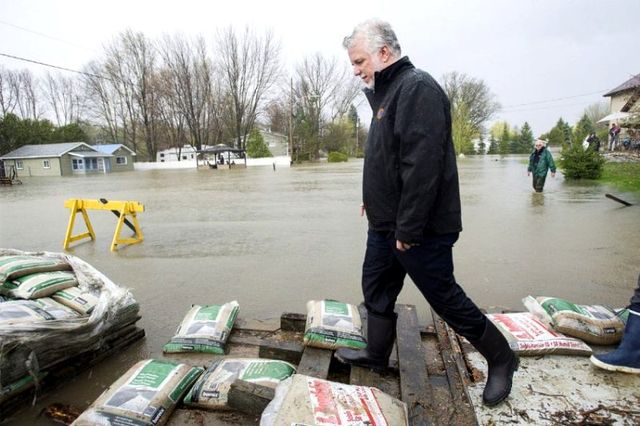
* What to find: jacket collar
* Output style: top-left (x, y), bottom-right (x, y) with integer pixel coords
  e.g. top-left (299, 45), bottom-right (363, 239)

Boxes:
top-left (371, 56), bottom-right (414, 92)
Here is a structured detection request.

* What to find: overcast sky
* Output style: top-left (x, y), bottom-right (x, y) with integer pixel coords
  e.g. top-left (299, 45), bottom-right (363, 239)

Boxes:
top-left (1, 0), bottom-right (639, 135)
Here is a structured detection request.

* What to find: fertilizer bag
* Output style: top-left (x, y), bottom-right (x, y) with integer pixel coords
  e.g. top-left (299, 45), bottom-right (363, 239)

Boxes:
top-left (1, 271), bottom-right (77, 299)
top-left (304, 299), bottom-right (366, 350)
top-left (72, 359), bottom-right (202, 426)
top-left (0, 255), bottom-right (71, 284)
top-left (523, 295), bottom-right (625, 345)
top-left (487, 312), bottom-right (592, 356)
top-left (260, 374), bottom-right (408, 426)
top-left (163, 301), bottom-right (239, 354)
top-left (184, 358), bottom-right (296, 410)
top-left (52, 286), bottom-right (100, 315)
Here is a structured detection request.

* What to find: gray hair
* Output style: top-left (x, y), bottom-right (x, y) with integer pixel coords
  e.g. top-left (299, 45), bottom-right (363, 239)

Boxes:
top-left (343, 19), bottom-right (402, 57)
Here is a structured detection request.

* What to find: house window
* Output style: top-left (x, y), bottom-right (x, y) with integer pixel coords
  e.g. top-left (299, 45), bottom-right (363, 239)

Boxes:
top-left (160, 153), bottom-right (165, 157)
top-left (182, 155), bottom-right (187, 160)
top-left (116, 156), bottom-right (127, 165)
top-left (16, 160), bottom-right (23, 170)
top-left (43, 160), bottom-right (51, 169)
top-left (72, 159), bottom-right (84, 170)
top-left (86, 158), bottom-right (98, 170)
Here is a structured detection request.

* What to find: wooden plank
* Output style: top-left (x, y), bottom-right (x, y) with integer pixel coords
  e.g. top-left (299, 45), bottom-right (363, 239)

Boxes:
top-left (280, 312), bottom-right (306, 332)
top-left (258, 339), bottom-right (304, 365)
top-left (227, 379), bottom-right (275, 415)
top-left (296, 346), bottom-right (332, 379)
top-left (395, 304), bottom-right (433, 426)
top-left (432, 310), bottom-right (478, 425)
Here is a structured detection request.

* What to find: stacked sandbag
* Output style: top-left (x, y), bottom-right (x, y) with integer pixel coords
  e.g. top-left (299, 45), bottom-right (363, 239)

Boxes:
top-left (72, 359), bottom-right (202, 426)
top-left (523, 295), bottom-right (625, 345)
top-left (163, 301), bottom-right (239, 354)
top-left (184, 358), bottom-right (296, 410)
top-left (260, 374), bottom-right (409, 426)
top-left (303, 300), bottom-right (366, 350)
top-left (487, 312), bottom-right (592, 356)
top-left (0, 249), bottom-right (141, 414)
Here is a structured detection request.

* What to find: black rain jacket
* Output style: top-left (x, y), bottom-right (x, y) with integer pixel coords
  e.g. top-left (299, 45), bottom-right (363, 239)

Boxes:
top-left (362, 57), bottom-right (462, 243)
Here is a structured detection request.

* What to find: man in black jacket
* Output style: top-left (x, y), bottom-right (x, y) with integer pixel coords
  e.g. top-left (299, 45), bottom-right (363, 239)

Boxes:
top-left (335, 19), bottom-right (518, 407)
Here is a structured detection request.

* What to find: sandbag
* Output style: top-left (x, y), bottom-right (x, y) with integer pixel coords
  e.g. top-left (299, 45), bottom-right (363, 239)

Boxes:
top-left (304, 300), bottom-right (366, 350)
top-left (184, 358), bottom-right (296, 410)
top-left (52, 286), bottom-right (99, 315)
top-left (163, 301), bottom-right (239, 354)
top-left (72, 359), bottom-right (202, 426)
top-left (0, 298), bottom-right (82, 325)
top-left (260, 374), bottom-right (408, 426)
top-left (523, 296), bottom-right (625, 345)
top-left (0, 255), bottom-right (71, 283)
top-left (487, 312), bottom-right (592, 356)
top-left (1, 271), bottom-right (77, 299)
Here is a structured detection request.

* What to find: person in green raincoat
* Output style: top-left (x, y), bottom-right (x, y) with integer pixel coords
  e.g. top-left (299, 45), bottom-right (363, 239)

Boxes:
top-left (527, 139), bottom-right (556, 192)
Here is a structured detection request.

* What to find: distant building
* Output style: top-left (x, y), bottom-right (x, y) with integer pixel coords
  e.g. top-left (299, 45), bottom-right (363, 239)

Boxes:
top-left (603, 73), bottom-right (640, 116)
top-left (260, 128), bottom-right (289, 156)
top-left (156, 145), bottom-right (199, 162)
top-left (0, 142), bottom-right (136, 177)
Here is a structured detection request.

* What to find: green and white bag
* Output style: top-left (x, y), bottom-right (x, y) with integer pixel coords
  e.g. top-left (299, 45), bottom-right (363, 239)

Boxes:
top-left (184, 358), bottom-right (296, 410)
top-left (303, 300), bottom-right (366, 350)
top-left (72, 359), bottom-right (203, 426)
top-left (0, 255), bottom-right (71, 284)
top-left (1, 271), bottom-right (77, 299)
top-left (163, 301), bottom-right (239, 354)
top-left (523, 295), bottom-right (625, 345)
top-left (0, 298), bottom-right (81, 325)
top-left (52, 286), bottom-right (99, 315)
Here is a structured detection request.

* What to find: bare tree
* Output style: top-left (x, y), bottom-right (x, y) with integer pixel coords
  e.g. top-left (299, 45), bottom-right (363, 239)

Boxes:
top-left (11, 69), bottom-right (43, 120)
top-left (158, 34), bottom-right (220, 150)
top-left (0, 66), bottom-right (19, 115)
top-left (441, 71), bottom-right (500, 154)
top-left (44, 72), bottom-right (85, 126)
top-left (216, 26), bottom-right (281, 149)
top-left (83, 60), bottom-right (121, 143)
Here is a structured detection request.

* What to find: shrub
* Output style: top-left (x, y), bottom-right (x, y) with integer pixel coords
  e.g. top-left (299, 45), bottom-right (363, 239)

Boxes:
top-left (327, 151), bottom-right (348, 163)
top-left (559, 143), bottom-right (605, 179)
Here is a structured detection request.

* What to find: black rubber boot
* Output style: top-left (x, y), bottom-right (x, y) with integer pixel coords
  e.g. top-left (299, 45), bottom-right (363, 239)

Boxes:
top-left (469, 319), bottom-right (519, 406)
top-left (334, 311), bottom-right (396, 371)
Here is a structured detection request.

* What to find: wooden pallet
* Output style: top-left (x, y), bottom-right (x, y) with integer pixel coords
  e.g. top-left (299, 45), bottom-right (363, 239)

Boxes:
top-left (164, 304), bottom-right (478, 426)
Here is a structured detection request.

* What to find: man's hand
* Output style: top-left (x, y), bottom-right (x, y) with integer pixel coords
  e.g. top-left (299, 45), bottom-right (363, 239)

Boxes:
top-left (527, 171), bottom-right (531, 176)
top-left (396, 240), bottom-right (417, 252)
top-left (551, 172), bottom-right (556, 178)
top-left (360, 203), bottom-right (365, 217)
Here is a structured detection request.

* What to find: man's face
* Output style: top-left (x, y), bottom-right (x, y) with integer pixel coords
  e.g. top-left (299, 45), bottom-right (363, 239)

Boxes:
top-left (348, 37), bottom-right (385, 89)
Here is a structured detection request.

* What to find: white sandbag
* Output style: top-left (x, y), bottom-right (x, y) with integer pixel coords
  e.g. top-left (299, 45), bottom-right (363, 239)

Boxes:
top-left (304, 300), bottom-right (366, 350)
top-left (523, 296), bottom-right (625, 345)
top-left (487, 312), bottom-right (592, 356)
top-left (52, 286), bottom-right (99, 315)
top-left (72, 359), bottom-right (203, 426)
top-left (163, 301), bottom-right (239, 354)
top-left (0, 298), bottom-right (82, 325)
top-left (1, 271), bottom-right (77, 299)
top-left (260, 374), bottom-right (408, 426)
top-left (184, 358), bottom-right (296, 410)
top-left (0, 255), bottom-right (71, 283)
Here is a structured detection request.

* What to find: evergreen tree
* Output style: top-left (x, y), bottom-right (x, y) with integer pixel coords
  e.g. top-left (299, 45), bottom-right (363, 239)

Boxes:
top-left (487, 135), bottom-right (499, 154)
top-left (573, 113), bottom-right (595, 145)
top-left (498, 123), bottom-right (510, 155)
top-left (559, 143), bottom-right (605, 179)
top-left (547, 118), bottom-right (567, 146)
top-left (246, 128), bottom-right (272, 158)
top-left (517, 122), bottom-right (534, 153)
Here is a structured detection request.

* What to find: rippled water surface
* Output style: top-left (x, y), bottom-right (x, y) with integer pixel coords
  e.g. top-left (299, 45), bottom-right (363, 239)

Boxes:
top-left (1, 156), bottom-right (639, 423)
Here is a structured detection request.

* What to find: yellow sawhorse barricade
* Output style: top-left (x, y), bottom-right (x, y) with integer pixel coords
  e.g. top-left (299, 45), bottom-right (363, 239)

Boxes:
top-left (63, 199), bottom-right (145, 251)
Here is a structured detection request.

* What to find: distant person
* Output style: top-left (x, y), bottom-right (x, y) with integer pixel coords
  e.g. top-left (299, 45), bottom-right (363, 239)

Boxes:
top-left (335, 19), bottom-right (518, 407)
top-left (586, 132), bottom-right (600, 152)
top-left (527, 139), bottom-right (556, 192)
top-left (218, 153), bottom-right (225, 165)
top-left (591, 273), bottom-right (640, 374)
top-left (609, 123), bottom-right (621, 151)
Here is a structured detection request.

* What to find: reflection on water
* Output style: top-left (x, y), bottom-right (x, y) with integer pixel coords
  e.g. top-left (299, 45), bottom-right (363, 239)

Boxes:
top-left (1, 155), bottom-right (639, 423)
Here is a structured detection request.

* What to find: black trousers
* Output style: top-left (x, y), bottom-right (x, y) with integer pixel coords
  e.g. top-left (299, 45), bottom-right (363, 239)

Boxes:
top-left (532, 174), bottom-right (547, 192)
top-left (362, 230), bottom-right (486, 341)
top-left (630, 274), bottom-right (640, 312)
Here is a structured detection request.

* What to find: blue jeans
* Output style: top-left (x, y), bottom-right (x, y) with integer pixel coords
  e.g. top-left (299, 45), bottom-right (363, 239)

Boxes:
top-left (362, 229), bottom-right (486, 341)
top-left (630, 275), bottom-right (640, 312)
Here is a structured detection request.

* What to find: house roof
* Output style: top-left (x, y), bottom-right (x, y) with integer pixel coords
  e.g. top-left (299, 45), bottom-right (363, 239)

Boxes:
top-left (0, 142), bottom-right (97, 159)
top-left (603, 73), bottom-right (640, 97)
top-left (92, 144), bottom-right (137, 156)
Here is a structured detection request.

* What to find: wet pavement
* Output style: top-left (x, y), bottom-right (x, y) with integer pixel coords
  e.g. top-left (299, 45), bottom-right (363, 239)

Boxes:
top-left (1, 155), bottom-right (639, 424)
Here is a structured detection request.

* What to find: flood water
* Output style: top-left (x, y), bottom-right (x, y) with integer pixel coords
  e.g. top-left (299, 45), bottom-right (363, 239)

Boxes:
top-left (1, 155), bottom-right (639, 424)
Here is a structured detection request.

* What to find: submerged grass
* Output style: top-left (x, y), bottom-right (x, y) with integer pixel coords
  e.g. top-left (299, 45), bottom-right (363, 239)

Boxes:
top-left (600, 162), bottom-right (640, 193)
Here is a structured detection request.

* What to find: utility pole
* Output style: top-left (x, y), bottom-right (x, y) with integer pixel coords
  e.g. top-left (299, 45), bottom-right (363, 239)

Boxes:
top-left (289, 78), bottom-right (294, 165)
